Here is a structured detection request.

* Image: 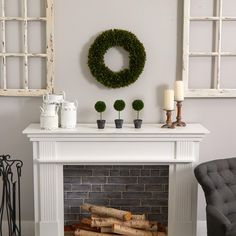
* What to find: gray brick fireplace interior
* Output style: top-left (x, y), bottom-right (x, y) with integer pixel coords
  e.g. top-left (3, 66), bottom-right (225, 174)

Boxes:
top-left (64, 165), bottom-right (169, 226)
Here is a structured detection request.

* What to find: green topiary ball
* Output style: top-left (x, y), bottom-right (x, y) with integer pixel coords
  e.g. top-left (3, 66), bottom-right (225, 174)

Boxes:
top-left (94, 101), bottom-right (106, 113)
top-left (114, 100), bottom-right (126, 111)
top-left (132, 100), bottom-right (144, 111)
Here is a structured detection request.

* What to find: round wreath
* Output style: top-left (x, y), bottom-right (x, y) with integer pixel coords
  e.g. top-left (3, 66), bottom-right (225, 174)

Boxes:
top-left (88, 29), bottom-right (146, 88)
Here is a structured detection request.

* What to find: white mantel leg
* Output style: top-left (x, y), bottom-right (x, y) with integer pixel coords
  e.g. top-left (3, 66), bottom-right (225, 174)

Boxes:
top-left (33, 142), bottom-right (64, 236)
top-left (168, 141), bottom-right (199, 236)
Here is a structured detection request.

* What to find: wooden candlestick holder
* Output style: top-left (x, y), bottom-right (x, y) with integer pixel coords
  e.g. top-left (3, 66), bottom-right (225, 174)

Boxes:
top-left (173, 101), bottom-right (186, 127)
top-left (162, 110), bottom-right (175, 129)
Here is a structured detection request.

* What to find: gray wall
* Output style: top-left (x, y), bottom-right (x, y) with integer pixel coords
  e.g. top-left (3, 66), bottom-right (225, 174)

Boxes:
top-left (1, 0), bottom-right (236, 225)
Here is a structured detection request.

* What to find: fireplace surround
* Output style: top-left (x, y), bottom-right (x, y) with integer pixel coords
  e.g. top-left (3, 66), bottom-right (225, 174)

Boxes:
top-left (23, 123), bottom-right (208, 236)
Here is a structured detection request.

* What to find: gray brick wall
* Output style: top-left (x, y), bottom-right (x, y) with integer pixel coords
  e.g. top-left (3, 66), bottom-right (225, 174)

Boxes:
top-left (64, 165), bottom-right (169, 226)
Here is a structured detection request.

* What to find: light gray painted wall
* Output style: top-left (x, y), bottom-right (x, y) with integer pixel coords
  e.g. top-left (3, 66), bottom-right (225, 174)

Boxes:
top-left (1, 0), bottom-right (236, 224)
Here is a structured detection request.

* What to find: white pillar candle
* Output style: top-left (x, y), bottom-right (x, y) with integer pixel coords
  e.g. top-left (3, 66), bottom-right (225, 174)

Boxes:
top-left (174, 81), bottom-right (184, 101)
top-left (164, 89), bottom-right (174, 110)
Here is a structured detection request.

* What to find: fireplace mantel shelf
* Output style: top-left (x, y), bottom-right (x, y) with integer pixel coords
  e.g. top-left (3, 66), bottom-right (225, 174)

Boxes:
top-left (23, 123), bottom-right (209, 139)
top-left (23, 123), bottom-right (209, 236)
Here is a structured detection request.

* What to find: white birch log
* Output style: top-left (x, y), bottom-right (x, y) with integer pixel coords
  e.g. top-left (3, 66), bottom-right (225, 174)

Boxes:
top-left (112, 224), bottom-right (159, 236)
top-left (91, 217), bottom-right (155, 230)
top-left (81, 204), bottom-right (132, 221)
top-left (132, 214), bottom-right (146, 220)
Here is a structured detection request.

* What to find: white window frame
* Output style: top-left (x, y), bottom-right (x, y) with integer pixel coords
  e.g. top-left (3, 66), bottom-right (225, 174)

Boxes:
top-left (0, 0), bottom-right (54, 97)
top-left (183, 0), bottom-right (236, 97)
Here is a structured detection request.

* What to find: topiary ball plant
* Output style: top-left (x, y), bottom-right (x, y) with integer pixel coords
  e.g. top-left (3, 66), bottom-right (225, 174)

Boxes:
top-left (94, 101), bottom-right (106, 129)
top-left (114, 100), bottom-right (126, 119)
top-left (95, 101), bottom-right (106, 120)
top-left (132, 99), bottom-right (144, 129)
top-left (132, 99), bottom-right (144, 119)
top-left (113, 99), bottom-right (126, 128)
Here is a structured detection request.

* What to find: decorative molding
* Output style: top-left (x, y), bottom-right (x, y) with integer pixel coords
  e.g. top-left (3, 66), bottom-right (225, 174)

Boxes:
top-left (39, 142), bottom-right (56, 160)
top-left (38, 164), bottom-right (63, 235)
top-left (35, 159), bottom-right (194, 164)
top-left (176, 141), bottom-right (195, 160)
top-left (39, 165), bottom-right (57, 221)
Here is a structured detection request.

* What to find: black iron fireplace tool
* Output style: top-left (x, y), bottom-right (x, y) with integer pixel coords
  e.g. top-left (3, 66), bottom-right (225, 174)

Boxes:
top-left (0, 155), bottom-right (23, 236)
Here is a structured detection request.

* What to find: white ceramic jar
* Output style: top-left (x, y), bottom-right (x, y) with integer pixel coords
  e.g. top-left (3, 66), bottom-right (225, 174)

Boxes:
top-left (61, 101), bottom-right (78, 129)
top-left (40, 104), bottom-right (59, 130)
top-left (41, 103), bottom-right (58, 116)
top-left (40, 114), bottom-right (58, 130)
top-left (42, 91), bottom-right (65, 127)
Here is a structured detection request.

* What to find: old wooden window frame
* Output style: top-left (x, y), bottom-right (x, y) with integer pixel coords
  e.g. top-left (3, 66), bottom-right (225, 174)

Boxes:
top-left (183, 0), bottom-right (236, 97)
top-left (0, 0), bottom-right (54, 97)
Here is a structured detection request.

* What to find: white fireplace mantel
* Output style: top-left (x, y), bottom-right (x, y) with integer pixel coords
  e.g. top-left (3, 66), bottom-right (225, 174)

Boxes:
top-left (23, 123), bottom-right (209, 236)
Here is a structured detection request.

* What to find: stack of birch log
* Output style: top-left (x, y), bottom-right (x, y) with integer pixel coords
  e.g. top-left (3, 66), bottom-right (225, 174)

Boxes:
top-left (72, 204), bottom-right (167, 236)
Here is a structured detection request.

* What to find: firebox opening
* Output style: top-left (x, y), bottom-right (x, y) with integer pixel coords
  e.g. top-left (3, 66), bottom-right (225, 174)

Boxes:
top-left (64, 165), bottom-right (169, 235)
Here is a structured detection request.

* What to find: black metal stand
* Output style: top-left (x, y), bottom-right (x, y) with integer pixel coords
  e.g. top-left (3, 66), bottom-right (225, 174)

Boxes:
top-left (0, 155), bottom-right (23, 236)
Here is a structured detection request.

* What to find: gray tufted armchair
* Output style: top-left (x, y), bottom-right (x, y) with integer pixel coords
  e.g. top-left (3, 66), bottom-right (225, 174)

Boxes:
top-left (194, 158), bottom-right (236, 236)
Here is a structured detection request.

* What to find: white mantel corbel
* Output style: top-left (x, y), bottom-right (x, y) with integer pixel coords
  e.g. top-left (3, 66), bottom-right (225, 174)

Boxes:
top-left (23, 123), bottom-right (209, 236)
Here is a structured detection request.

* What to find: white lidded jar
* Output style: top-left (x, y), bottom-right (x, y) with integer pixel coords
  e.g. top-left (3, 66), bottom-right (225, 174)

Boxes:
top-left (43, 91), bottom-right (65, 104)
top-left (61, 101), bottom-right (78, 129)
top-left (40, 104), bottom-right (59, 130)
top-left (43, 91), bottom-right (65, 127)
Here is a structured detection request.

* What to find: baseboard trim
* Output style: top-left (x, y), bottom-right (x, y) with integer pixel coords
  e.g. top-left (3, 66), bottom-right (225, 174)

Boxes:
top-left (197, 220), bottom-right (207, 236)
top-left (2, 221), bottom-right (34, 236)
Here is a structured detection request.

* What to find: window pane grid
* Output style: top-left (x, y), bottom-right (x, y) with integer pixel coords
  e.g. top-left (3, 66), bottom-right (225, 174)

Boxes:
top-left (0, 0), bottom-right (54, 96)
top-left (183, 0), bottom-right (236, 97)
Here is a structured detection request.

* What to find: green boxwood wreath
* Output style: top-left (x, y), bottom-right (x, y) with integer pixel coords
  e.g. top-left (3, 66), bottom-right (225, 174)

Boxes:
top-left (88, 29), bottom-right (146, 88)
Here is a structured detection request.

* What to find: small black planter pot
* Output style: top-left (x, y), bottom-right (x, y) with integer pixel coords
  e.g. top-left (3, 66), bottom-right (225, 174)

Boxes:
top-left (115, 119), bottom-right (124, 129)
top-left (134, 119), bottom-right (142, 129)
top-left (97, 120), bottom-right (106, 129)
